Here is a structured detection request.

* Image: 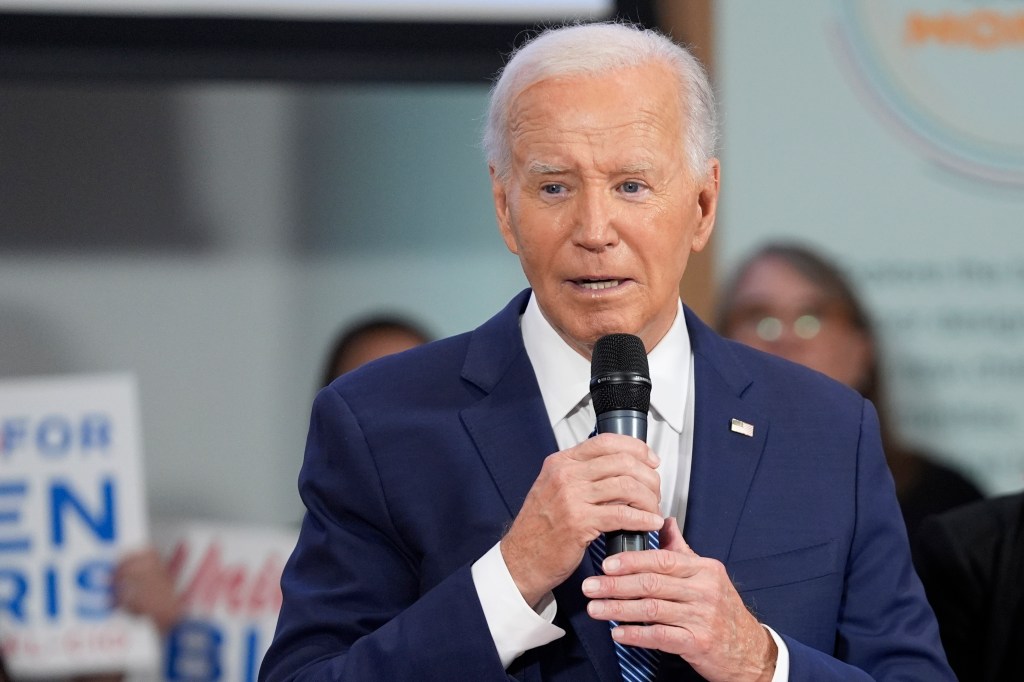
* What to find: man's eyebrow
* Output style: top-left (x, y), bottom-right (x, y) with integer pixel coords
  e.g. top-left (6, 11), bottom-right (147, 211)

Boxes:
top-left (619, 161), bottom-right (654, 174)
top-left (525, 161), bottom-right (654, 174)
top-left (527, 161), bottom-right (567, 175)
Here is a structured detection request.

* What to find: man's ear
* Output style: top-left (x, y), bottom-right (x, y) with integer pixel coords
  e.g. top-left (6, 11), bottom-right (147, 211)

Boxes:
top-left (490, 165), bottom-right (519, 255)
top-left (691, 158), bottom-right (720, 253)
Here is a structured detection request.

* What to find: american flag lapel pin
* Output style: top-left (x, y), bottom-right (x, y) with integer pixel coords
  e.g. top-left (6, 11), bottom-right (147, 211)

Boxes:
top-left (730, 418), bottom-right (754, 437)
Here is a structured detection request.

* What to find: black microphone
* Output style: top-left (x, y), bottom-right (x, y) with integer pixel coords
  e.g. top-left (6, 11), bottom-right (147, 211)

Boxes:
top-left (590, 333), bottom-right (653, 556)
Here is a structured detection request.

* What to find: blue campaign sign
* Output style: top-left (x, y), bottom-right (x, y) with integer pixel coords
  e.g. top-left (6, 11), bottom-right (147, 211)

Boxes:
top-left (0, 374), bottom-right (160, 678)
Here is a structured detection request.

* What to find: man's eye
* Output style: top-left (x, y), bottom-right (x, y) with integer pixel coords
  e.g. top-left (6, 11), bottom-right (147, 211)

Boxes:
top-left (542, 184), bottom-right (564, 195)
top-left (621, 181), bottom-right (642, 193)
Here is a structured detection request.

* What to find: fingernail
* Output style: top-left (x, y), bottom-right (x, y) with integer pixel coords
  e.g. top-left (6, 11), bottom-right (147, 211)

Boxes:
top-left (588, 601), bottom-right (604, 616)
top-left (603, 556), bottom-right (620, 572)
top-left (582, 577), bottom-right (599, 594)
top-left (611, 626), bottom-right (625, 640)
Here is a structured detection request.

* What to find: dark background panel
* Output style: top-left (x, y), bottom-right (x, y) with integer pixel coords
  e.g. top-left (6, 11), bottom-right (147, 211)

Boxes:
top-left (0, 1), bottom-right (658, 83)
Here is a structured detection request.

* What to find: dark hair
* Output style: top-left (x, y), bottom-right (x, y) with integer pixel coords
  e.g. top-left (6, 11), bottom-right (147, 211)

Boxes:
top-left (320, 316), bottom-right (431, 387)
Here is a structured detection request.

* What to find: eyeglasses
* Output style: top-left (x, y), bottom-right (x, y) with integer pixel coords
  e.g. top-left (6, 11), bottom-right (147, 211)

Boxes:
top-left (726, 302), bottom-right (851, 344)
top-left (750, 314), bottom-right (822, 341)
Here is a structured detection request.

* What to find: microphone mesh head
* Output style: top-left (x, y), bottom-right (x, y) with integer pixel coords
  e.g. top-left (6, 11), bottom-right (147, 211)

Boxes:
top-left (590, 333), bottom-right (651, 415)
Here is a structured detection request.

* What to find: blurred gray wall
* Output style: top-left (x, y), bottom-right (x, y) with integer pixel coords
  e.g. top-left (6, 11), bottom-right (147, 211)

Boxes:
top-left (0, 81), bottom-right (527, 525)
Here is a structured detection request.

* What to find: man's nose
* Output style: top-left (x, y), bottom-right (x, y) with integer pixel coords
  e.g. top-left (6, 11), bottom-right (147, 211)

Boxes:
top-left (571, 188), bottom-right (619, 250)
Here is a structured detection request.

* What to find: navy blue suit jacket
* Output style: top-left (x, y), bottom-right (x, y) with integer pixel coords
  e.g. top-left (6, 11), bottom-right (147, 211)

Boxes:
top-left (260, 290), bottom-right (953, 681)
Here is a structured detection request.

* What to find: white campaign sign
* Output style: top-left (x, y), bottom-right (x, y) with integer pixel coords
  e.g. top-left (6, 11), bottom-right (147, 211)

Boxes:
top-left (146, 521), bottom-right (297, 682)
top-left (0, 374), bottom-right (160, 678)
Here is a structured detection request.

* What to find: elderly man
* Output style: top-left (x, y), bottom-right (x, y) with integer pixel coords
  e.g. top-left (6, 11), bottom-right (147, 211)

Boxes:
top-left (260, 22), bottom-right (953, 681)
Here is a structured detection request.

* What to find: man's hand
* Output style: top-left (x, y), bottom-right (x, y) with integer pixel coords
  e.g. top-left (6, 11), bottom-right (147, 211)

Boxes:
top-left (582, 517), bottom-right (777, 682)
top-left (500, 433), bottom-right (663, 608)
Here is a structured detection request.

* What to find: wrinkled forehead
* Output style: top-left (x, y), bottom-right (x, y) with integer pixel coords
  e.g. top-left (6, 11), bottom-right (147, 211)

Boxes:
top-left (499, 73), bottom-right (699, 204)
top-left (505, 64), bottom-right (684, 141)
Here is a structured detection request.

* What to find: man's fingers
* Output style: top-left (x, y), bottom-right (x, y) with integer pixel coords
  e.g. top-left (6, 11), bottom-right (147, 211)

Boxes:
top-left (595, 505), bottom-right (667, 535)
top-left (542, 445), bottom-right (661, 508)
top-left (611, 622), bottom-right (696, 653)
top-left (586, 595), bottom-right (695, 625)
top-left (585, 475), bottom-right (661, 513)
top-left (575, 453), bottom-right (661, 493)
top-left (600, 546), bottom-right (704, 580)
top-left (568, 433), bottom-right (660, 467)
top-left (658, 516), bottom-right (693, 554)
top-left (583, 570), bottom-right (705, 604)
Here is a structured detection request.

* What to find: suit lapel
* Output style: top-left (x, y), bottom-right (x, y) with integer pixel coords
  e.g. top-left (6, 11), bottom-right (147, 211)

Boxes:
top-left (682, 309), bottom-right (769, 562)
top-left (459, 290), bottom-right (557, 519)
top-left (459, 290), bottom-right (620, 682)
top-left (461, 349), bottom-right (557, 519)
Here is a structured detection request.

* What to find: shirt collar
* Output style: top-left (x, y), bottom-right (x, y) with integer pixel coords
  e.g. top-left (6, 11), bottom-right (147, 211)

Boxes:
top-left (521, 292), bottom-right (690, 433)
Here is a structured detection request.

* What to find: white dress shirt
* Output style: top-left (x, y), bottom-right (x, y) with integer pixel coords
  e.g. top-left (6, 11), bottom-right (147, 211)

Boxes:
top-left (471, 293), bottom-right (789, 680)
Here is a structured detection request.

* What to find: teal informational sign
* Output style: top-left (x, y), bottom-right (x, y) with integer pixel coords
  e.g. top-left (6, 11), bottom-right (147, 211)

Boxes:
top-left (717, 0), bottom-right (1024, 494)
top-left (836, 1), bottom-right (1024, 187)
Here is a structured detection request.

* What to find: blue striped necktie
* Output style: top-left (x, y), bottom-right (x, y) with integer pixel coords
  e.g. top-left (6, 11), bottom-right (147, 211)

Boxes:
top-left (589, 531), bottom-right (661, 682)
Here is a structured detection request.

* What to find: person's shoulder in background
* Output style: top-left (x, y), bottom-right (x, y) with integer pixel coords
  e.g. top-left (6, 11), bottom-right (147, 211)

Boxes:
top-left (897, 449), bottom-right (984, 542)
top-left (915, 491), bottom-right (1024, 682)
top-left (917, 491), bottom-right (1023, 562)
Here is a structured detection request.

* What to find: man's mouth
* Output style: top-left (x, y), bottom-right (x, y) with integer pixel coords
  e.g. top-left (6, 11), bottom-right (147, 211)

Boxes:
top-left (576, 279), bottom-right (621, 290)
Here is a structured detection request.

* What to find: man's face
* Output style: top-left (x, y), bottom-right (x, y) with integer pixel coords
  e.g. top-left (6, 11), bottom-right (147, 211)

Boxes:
top-left (491, 62), bottom-right (719, 358)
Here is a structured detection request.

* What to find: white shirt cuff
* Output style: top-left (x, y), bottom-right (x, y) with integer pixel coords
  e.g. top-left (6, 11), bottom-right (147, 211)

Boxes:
top-left (765, 625), bottom-right (790, 682)
top-left (471, 541), bottom-right (566, 668)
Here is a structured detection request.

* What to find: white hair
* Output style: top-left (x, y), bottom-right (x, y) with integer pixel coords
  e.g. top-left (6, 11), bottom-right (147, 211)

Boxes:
top-left (483, 22), bottom-right (719, 181)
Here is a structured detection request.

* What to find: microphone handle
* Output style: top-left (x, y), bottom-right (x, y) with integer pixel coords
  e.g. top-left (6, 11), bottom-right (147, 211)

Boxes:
top-left (596, 409), bottom-right (649, 555)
